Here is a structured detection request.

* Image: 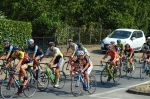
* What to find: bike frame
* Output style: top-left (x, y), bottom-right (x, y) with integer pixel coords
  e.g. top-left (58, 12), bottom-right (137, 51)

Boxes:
top-left (76, 72), bottom-right (87, 88)
top-left (45, 66), bottom-right (55, 83)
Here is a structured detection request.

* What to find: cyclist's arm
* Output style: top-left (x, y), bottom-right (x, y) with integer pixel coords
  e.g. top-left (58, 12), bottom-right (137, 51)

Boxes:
top-left (32, 45), bottom-right (38, 59)
top-left (5, 45), bottom-right (13, 60)
top-left (15, 58), bottom-right (23, 70)
top-left (129, 49), bottom-right (134, 59)
top-left (66, 46), bottom-right (70, 55)
top-left (82, 63), bottom-right (90, 72)
top-left (5, 58), bottom-right (14, 68)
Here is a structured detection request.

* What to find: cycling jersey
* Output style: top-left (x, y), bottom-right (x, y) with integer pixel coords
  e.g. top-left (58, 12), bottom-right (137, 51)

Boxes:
top-left (46, 47), bottom-right (63, 67)
top-left (67, 43), bottom-right (78, 51)
top-left (105, 50), bottom-right (119, 59)
top-left (146, 41), bottom-right (150, 48)
top-left (46, 47), bottom-right (63, 57)
top-left (3, 44), bottom-right (14, 58)
top-left (12, 51), bottom-right (24, 59)
top-left (26, 44), bottom-right (43, 56)
top-left (124, 48), bottom-right (134, 57)
top-left (76, 47), bottom-right (90, 57)
top-left (117, 43), bottom-right (124, 51)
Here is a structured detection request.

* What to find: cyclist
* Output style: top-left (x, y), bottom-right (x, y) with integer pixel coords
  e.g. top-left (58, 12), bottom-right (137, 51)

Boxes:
top-left (25, 38), bottom-right (44, 75)
top-left (77, 43), bottom-right (90, 58)
top-left (146, 37), bottom-right (150, 48)
top-left (110, 41), bottom-right (119, 54)
top-left (42, 42), bottom-right (64, 88)
top-left (139, 46), bottom-right (150, 69)
top-left (116, 39), bottom-right (124, 56)
top-left (101, 44), bottom-right (120, 81)
top-left (77, 50), bottom-right (93, 90)
top-left (5, 46), bottom-right (31, 95)
top-left (65, 39), bottom-right (78, 70)
top-left (0, 39), bottom-right (14, 66)
top-left (122, 44), bottom-right (135, 70)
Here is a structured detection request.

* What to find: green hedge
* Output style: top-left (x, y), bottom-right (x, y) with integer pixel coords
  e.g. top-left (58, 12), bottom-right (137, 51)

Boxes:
top-left (0, 19), bottom-right (32, 51)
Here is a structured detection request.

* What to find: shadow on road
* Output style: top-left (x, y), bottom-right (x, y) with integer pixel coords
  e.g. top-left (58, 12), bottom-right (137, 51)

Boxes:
top-left (90, 49), bottom-right (104, 55)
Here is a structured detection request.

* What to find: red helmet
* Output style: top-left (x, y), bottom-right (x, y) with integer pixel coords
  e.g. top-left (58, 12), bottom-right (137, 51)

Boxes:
top-left (125, 44), bottom-right (130, 48)
top-left (107, 44), bottom-right (113, 49)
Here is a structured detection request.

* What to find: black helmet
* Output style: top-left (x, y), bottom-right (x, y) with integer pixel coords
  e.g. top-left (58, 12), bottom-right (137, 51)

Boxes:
top-left (117, 39), bottom-right (121, 43)
top-left (13, 46), bottom-right (20, 51)
top-left (3, 39), bottom-right (10, 44)
top-left (78, 43), bottom-right (83, 48)
top-left (144, 46), bottom-right (149, 50)
top-left (49, 42), bottom-right (55, 47)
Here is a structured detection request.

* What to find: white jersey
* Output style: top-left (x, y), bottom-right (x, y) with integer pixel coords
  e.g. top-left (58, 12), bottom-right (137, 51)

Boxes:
top-left (45, 47), bottom-right (63, 57)
top-left (76, 47), bottom-right (90, 57)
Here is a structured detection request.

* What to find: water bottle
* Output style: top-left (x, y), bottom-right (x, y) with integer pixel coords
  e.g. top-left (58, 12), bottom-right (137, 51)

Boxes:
top-left (16, 80), bottom-right (20, 85)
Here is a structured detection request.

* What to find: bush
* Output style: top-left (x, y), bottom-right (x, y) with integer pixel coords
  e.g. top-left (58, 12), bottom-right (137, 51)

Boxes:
top-left (0, 19), bottom-right (32, 51)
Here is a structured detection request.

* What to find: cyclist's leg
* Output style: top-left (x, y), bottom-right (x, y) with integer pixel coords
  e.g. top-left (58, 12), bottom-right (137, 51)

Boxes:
top-left (34, 55), bottom-right (43, 75)
top-left (20, 64), bottom-right (29, 86)
top-left (54, 57), bottom-right (64, 87)
top-left (85, 65), bottom-right (93, 88)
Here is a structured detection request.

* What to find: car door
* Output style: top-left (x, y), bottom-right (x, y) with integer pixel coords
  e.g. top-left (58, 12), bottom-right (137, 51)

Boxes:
top-left (136, 31), bottom-right (145, 49)
top-left (129, 31), bottom-right (138, 50)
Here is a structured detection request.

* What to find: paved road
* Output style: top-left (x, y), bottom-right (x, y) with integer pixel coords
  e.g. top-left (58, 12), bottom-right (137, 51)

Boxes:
top-left (1, 50), bottom-right (150, 99)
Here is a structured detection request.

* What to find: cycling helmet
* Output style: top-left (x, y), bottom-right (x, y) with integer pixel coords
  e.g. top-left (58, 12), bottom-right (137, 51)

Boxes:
top-left (110, 41), bottom-right (115, 44)
top-left (49, 42), bottom-right (55, 47)
top-left (125, 44), bottom-right (130, 48)
top-left (117, 39), bottom-right (121, 44)
top-left (27, 39), bottom-right (34, 45)
top-left (107, 44), bottom-right (113, 49)
top-left (78, 43), bottom-right (83, 48)
top-left (3, 39), bottom-right (10, 44)
top-left (77, 50), bottom-right (84, 56)
top-left (68, 39), bottom-right (73, 42)
top-left (13, 46), bottom-right (20, 51)
top-left (144, 45), bottom-right (149, 50)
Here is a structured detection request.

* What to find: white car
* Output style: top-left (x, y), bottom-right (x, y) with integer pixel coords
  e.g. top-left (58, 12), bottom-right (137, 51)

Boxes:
top-left (101, 28), bottom-right (146, 52)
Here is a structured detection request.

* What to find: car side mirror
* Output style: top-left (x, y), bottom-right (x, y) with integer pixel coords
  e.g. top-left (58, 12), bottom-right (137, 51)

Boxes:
top-left (131, 37), bottom-right (136, 40)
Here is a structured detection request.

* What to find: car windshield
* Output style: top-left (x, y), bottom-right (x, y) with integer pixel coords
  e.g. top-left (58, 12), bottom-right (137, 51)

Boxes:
top-left (108, 30), bottom-right (132, 39)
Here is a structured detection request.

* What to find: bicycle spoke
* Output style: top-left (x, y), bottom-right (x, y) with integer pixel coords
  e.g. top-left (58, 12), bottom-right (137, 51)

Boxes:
top-left (88, 74), bottom-right (97, 94)
top-left (1, 78), bottom-right (16, 99)
top-left (71, 73), bottom-right (82, 97)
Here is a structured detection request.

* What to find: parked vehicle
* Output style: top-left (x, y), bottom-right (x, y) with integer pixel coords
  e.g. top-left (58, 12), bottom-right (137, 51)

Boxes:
top-left (100, 29), bottom-right (146, 53)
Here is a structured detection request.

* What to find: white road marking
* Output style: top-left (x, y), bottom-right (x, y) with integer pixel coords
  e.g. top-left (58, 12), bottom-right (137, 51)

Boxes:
top-left (98, 97), bottom-right (122, 99)
top-left (90, 81), bottom-right (150, 97)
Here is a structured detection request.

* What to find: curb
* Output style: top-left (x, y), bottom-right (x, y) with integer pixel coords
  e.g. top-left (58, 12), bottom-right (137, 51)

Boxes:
top-left (126, 88), bottom-right (150, 96)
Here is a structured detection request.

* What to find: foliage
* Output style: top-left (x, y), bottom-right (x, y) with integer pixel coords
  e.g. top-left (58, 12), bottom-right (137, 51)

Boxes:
top-left (0, 0), bottom-right (150, 44)
top-left (0, 19), bottom-right (32, 51)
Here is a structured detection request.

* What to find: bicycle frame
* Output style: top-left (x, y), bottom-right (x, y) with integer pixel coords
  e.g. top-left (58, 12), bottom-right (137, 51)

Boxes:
top-left (76, 72), bottom-right (87, 88)
top-left (45, 66), bottom-right (55, 83)
top-left (106, 63), bottom-right (114, 78)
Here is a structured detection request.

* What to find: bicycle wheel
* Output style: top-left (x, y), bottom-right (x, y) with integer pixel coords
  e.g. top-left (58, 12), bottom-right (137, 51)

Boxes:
top-left (23, 77), bottom-right (37, 98)
top-left (140, 67), bottom-right (147, 80)
top-left (130, 62), bottom-right (136, 76)
top-left (88, 74), bottom-right (97, 94)
top-left (62, 62), bottom-right (72, 75)
top-left (57, 71), bottom-right (66, 89)
top-left (100, 67), bottom-right (109, 85)
top-left (121, 62), bottom-right (128, 77)
top-left (71, 73), bottom-right (82, 97)
top-left (38, 71), bottom-right (49, 91)
top-left (113, 66), bottom-right (121, 83)
top-left (1, 78), bottom-right (17, 99)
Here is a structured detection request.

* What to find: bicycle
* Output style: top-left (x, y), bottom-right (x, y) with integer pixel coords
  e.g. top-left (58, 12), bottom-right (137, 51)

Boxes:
top-left (62, 56), bottom-right (73, 74)
top-left (140, 60), bottom-right (150, 80)
top-left (0, 59), bottom-right (16, 79)
top-left (36, 63), bottom-right (66, 91)
top-left (121, 55), bottom-right (136, 77)
top-left (100, 61), bottom-right (121, 85)
top-left (70, 65), bottom-right (97, 97)
top-left (0, 70), bottom-right (37, 99)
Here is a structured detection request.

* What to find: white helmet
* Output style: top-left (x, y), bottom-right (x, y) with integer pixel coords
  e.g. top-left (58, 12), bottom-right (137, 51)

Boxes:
top-left (27, 39), bottom-right (34, 45)
top-left (77, 50), bottom-right (84, 56)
